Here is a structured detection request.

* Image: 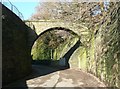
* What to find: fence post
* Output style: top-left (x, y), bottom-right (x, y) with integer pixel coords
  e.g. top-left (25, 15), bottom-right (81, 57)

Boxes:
top-left (11, 4), bottom-right (13, 11)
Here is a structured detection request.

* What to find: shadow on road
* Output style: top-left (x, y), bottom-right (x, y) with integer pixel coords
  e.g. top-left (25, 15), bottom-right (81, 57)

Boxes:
top-left (2, 39), bottom-right (81, 89)
top-left (2, 65), bottom-right (69, 89)
top-left (63, 39), bottom-right (81, 68)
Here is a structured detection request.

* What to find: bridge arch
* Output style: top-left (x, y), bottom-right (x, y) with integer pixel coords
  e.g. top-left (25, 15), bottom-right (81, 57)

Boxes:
top-left (31, 27), bottom-right (81, 67)
top-left (25, 20), bottom-right (90, 51)
top-left (30, 27), bottom-right (81, 51)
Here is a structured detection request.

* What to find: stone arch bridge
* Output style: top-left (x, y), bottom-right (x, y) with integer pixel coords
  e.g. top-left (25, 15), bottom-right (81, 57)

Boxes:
top-left (3, 3), bottom-right (93, 85)
top-left (24, 20), bottom-right (91, 48)
top-left (24, 20), bottom-right (93, 69)
top-left (2, 2), bottom-right (120, 88)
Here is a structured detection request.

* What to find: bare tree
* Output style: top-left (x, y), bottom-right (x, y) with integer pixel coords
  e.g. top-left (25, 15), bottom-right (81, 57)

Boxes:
top-left (31, 1), bottom-right (109, 26)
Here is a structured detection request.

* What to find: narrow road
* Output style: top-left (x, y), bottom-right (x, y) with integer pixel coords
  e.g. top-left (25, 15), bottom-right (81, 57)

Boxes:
top-left (4, 65), bottom-right (106, 88)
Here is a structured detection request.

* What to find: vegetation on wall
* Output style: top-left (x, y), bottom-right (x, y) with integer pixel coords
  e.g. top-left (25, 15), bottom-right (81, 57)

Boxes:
top-left (80, 2), bottom-right (120, 87)
top-left (31, 29), bottom-right (79, 60)
top-left (94, 3), bottom-right (120, 87)
top-left (30, 1), bottom-right (120, 88)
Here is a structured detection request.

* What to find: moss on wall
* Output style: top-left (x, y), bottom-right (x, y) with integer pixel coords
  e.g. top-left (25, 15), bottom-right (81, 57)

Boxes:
top-left (81, 2), bottom-right (120, 87)
top-left (31, 32), bottom-right (79, 61)
top-left (54, 36), bottom-right (79, 60)
top-left (27, 2), bottom-right (120, 88)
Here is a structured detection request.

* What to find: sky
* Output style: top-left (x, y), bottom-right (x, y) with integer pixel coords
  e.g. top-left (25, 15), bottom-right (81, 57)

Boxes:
top-left (11, 0), bottom-right (71, 20)
top-left (12, 2), bottom-right (39, 20)
top-left (5, 0), bottom-right (110, 20)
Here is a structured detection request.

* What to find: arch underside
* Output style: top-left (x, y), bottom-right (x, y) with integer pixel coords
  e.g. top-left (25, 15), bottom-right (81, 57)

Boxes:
top-left (31, 27), bottom-right (82, 67)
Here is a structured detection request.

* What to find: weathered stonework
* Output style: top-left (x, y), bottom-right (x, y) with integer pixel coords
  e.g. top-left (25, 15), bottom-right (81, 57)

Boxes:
top-left (25, 3), bottom-right (120, 88)
top-left (2, 2), bottom-right (120, 88)
top-left (88, 2), bottom-right (120, 87)
top-left (24, 20), bottom-right (91, 46)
